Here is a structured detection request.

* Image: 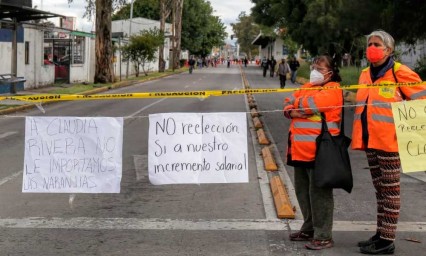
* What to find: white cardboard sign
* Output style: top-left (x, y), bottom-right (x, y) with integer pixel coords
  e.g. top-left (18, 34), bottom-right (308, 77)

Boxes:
top-left (148, 113), bottom-right (249, 185)
top-left (23, 117), bottom-right (123, 193)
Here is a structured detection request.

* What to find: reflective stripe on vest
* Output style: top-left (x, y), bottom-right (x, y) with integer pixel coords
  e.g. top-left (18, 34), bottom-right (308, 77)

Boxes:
top-left (294, 134), bottom-right (318, 142)
top-left (372, 114), bottom-right (394, 123)
top-left (287, 95), bottom-right (295, 104)
top-left (354, 113), bottom-right (361, 120)
top-left (307, 96), bottom-right (319, 114)
top-left (294, 121), bottom-right (339, 129)
top-left (411, 90), bottom-right (426, 100)
top-left (298, 98), bottom-right (305, 115)
top-left (371, 100), bottom-right (392, 109)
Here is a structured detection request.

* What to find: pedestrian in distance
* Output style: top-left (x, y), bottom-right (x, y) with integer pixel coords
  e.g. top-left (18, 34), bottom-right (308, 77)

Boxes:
top-left (276, 59), bottom-right (290, 88)
top-left (352, 29), bottom-right (426, 255)
top-left (188, 56), bottom-right (195, 74)
top-left (227, 57), bottom-right (231, 68)
top-left (261, 57), bottom-right (268, 77)
top-left (269, 56), bottom-right (277, 77)
top-left (289, 57), bottom-right (300, 83)
top-left (283, 55), bottom-right (343, 251)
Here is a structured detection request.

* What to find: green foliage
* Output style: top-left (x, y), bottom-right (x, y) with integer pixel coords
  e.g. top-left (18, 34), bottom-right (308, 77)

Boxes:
top-left (111, 0), bottom-right (227, 57)
top-left (112, 0), bottom-right (160, 21)
top-left (122, 28), bottom-right (165, 76)
top-left (181, 0), bottom-right (227, 56)
top-left (251, 0), bottom-right (426, 60)
top-left (231, 12), bottom-right (260, 59)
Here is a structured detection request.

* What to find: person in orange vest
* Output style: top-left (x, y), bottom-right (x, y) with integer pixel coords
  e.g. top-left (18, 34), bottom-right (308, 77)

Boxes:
top-left (283, 55), bottom-right (343, 250)
top-left (352, 30), bottom-right (426, 255)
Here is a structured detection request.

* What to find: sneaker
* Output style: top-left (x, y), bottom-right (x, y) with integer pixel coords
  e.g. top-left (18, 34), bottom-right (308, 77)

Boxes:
top-left (305, 239), bottom-right (334, 250)
top-left (358, 236), bottom-right (380, 247)
top-left (289, 231), bottom-right (314, 241)
top-left (360, 242), bottom-right (395, 255)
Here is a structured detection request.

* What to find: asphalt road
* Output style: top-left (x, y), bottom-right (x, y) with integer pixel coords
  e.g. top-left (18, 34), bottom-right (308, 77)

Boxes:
top-left (0, 64), bottom-right (425, 255)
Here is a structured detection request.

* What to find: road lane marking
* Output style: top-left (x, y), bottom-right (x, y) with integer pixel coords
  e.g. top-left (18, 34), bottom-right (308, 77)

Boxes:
top-left (0, 170), bottom-right (22, 186)
top-left (0, 217), bottom-right (424, 232)
top-left (0, 131), bottom-right (18, 139)
top-left (128, 98), bottom-right (167, 117)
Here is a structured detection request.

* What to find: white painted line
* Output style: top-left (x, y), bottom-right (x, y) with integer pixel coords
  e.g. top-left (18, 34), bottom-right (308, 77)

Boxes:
top-left (127, 98), bottom-right (167, 117)
top-left (244, 85), bottom-right (277, 221)
top-left (0, 131), bottom-right (18, 139)
top-left (0, 217), bottom-right (424, 232)
top-left (0, 170), bottom-right (22, 186)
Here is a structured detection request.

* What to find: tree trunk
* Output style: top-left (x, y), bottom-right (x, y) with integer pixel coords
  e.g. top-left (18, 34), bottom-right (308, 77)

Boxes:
top-left (95, 0), bottom-right (114, 83)
top-left (173, 0), bottom-right (184, 70)
top-left (159, 0), bottom-right (172, 72)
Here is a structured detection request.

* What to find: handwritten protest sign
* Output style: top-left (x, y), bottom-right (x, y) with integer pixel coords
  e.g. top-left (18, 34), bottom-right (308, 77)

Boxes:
top-left (392, 100), bottom-right (426, 173)
top-left (23, 117), bottom-right (123, 193)
top-left (148, 113), bottom-right (248, 185)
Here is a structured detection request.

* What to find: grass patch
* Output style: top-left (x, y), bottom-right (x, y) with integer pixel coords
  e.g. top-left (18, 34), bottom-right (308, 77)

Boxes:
top-left (50, 84), bottom-right (97, 94)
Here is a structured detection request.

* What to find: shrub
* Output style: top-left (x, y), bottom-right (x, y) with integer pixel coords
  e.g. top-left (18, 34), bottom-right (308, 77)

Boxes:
top-left (414, 55), bottom-right (426, 80)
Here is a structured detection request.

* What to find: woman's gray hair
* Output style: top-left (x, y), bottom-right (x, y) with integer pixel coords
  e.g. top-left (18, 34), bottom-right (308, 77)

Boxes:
top-left (367, 30), bottom-right (395, 53)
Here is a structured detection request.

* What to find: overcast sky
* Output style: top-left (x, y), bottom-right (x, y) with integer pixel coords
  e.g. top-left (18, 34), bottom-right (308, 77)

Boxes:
top-left (33, 0), bottom-right (253, 40)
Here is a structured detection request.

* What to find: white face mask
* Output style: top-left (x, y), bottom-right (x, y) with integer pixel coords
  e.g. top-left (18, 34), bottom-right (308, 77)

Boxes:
top-left (309, 69), bottom-right (330, 85)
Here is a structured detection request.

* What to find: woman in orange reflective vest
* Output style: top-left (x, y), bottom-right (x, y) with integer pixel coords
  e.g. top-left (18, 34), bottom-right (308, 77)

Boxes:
top-left (353, 30), bottom-right (426, 255)
top-left (283, 55), bottom-right (343, 250)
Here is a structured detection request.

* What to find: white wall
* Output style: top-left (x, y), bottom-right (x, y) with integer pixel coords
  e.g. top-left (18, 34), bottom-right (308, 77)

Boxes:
top-left (70, 37), bottom-right (95, 83)
top-left (112, 18), bottom-right (172, 76)
top-left (0, 41), bottom-right (24, 78)
top-left (397, 40), bottom-right (426, 69)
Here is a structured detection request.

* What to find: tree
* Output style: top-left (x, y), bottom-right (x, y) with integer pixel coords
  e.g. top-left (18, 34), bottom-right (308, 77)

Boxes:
top-left (172, 0), bottom-right (184, 70)
top-left (122, 28), bottom-right (165, 76)
top-left (231, 12), bottom-right (260, 60)
top-left (159, 0), bottom-right (172, 72)
top-left (112, 0), bottom-right (160, 21)
top-left (181, 0), bottom-right (227, 57)
top-left (69, 0), bottom-right (127, 83)
top-left (251, 0), bottom-right (426, 58)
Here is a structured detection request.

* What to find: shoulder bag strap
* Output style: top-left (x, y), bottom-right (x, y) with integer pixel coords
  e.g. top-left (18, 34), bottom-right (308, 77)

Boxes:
top-left (392, 63), bottom-right (406, 100)
top-left (320, 91), bottom-right (345, 135)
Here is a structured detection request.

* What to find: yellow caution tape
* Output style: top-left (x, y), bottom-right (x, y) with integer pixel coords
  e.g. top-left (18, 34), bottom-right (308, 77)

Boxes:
top-left (0, 81), bottom-right (425, 103)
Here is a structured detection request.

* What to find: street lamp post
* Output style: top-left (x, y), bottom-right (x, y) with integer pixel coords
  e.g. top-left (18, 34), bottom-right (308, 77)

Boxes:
top-left (126, 0), bottom-right (134, 78)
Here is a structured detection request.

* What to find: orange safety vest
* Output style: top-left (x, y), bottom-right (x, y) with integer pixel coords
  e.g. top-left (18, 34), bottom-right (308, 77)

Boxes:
top-left (284, 82), bottom-right (343, 162)
top-left (352, 62), bottom-right (425, 152)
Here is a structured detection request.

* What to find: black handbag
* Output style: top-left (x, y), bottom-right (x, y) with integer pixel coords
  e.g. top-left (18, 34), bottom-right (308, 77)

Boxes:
top-left (314, 102), bottom-right (353, 193)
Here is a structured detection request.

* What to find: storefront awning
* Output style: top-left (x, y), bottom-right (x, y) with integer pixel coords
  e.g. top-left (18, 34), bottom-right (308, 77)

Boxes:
top-left (251, 33), bottom-right (273, 48)
top-left (0, 2), bottom-right (64, 22)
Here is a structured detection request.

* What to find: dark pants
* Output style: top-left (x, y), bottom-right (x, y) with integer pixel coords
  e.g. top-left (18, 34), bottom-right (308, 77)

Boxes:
top-left (270, 66), bottom-right (275, 77)
top-left (263, 67), bottom-right (267, 77)
top-left (279, 74), bottom-right (286, 88)
top-left (294, 166), bottom-right (334, 240)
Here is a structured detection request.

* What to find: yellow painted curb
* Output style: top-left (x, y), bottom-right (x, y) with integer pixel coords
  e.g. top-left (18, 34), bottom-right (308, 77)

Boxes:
top-left (270, 175), bottom-right (296, 219)
top-left (253, 117), bottom-right (263, 129)
top-left (257, 129), bottom-right (270, 145)
top-left (261, 146), bottom-right (278, 171)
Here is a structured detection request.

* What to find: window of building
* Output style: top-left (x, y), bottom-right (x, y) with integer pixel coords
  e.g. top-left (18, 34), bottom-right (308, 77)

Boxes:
top-left (25, 41), bottom-right (30, 64)
top-left (72, 36), bottom-right (85, 64)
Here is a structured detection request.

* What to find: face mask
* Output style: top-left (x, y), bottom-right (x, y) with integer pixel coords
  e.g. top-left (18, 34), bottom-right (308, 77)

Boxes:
top-left (310, 69), bottom-right (326, 85)
top-left (366, 45), bottom-right (385, 63)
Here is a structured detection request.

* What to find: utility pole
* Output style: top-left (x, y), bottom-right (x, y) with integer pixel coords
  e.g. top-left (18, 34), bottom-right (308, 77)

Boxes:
top-left (126, 0), bottom-right (134, 78)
